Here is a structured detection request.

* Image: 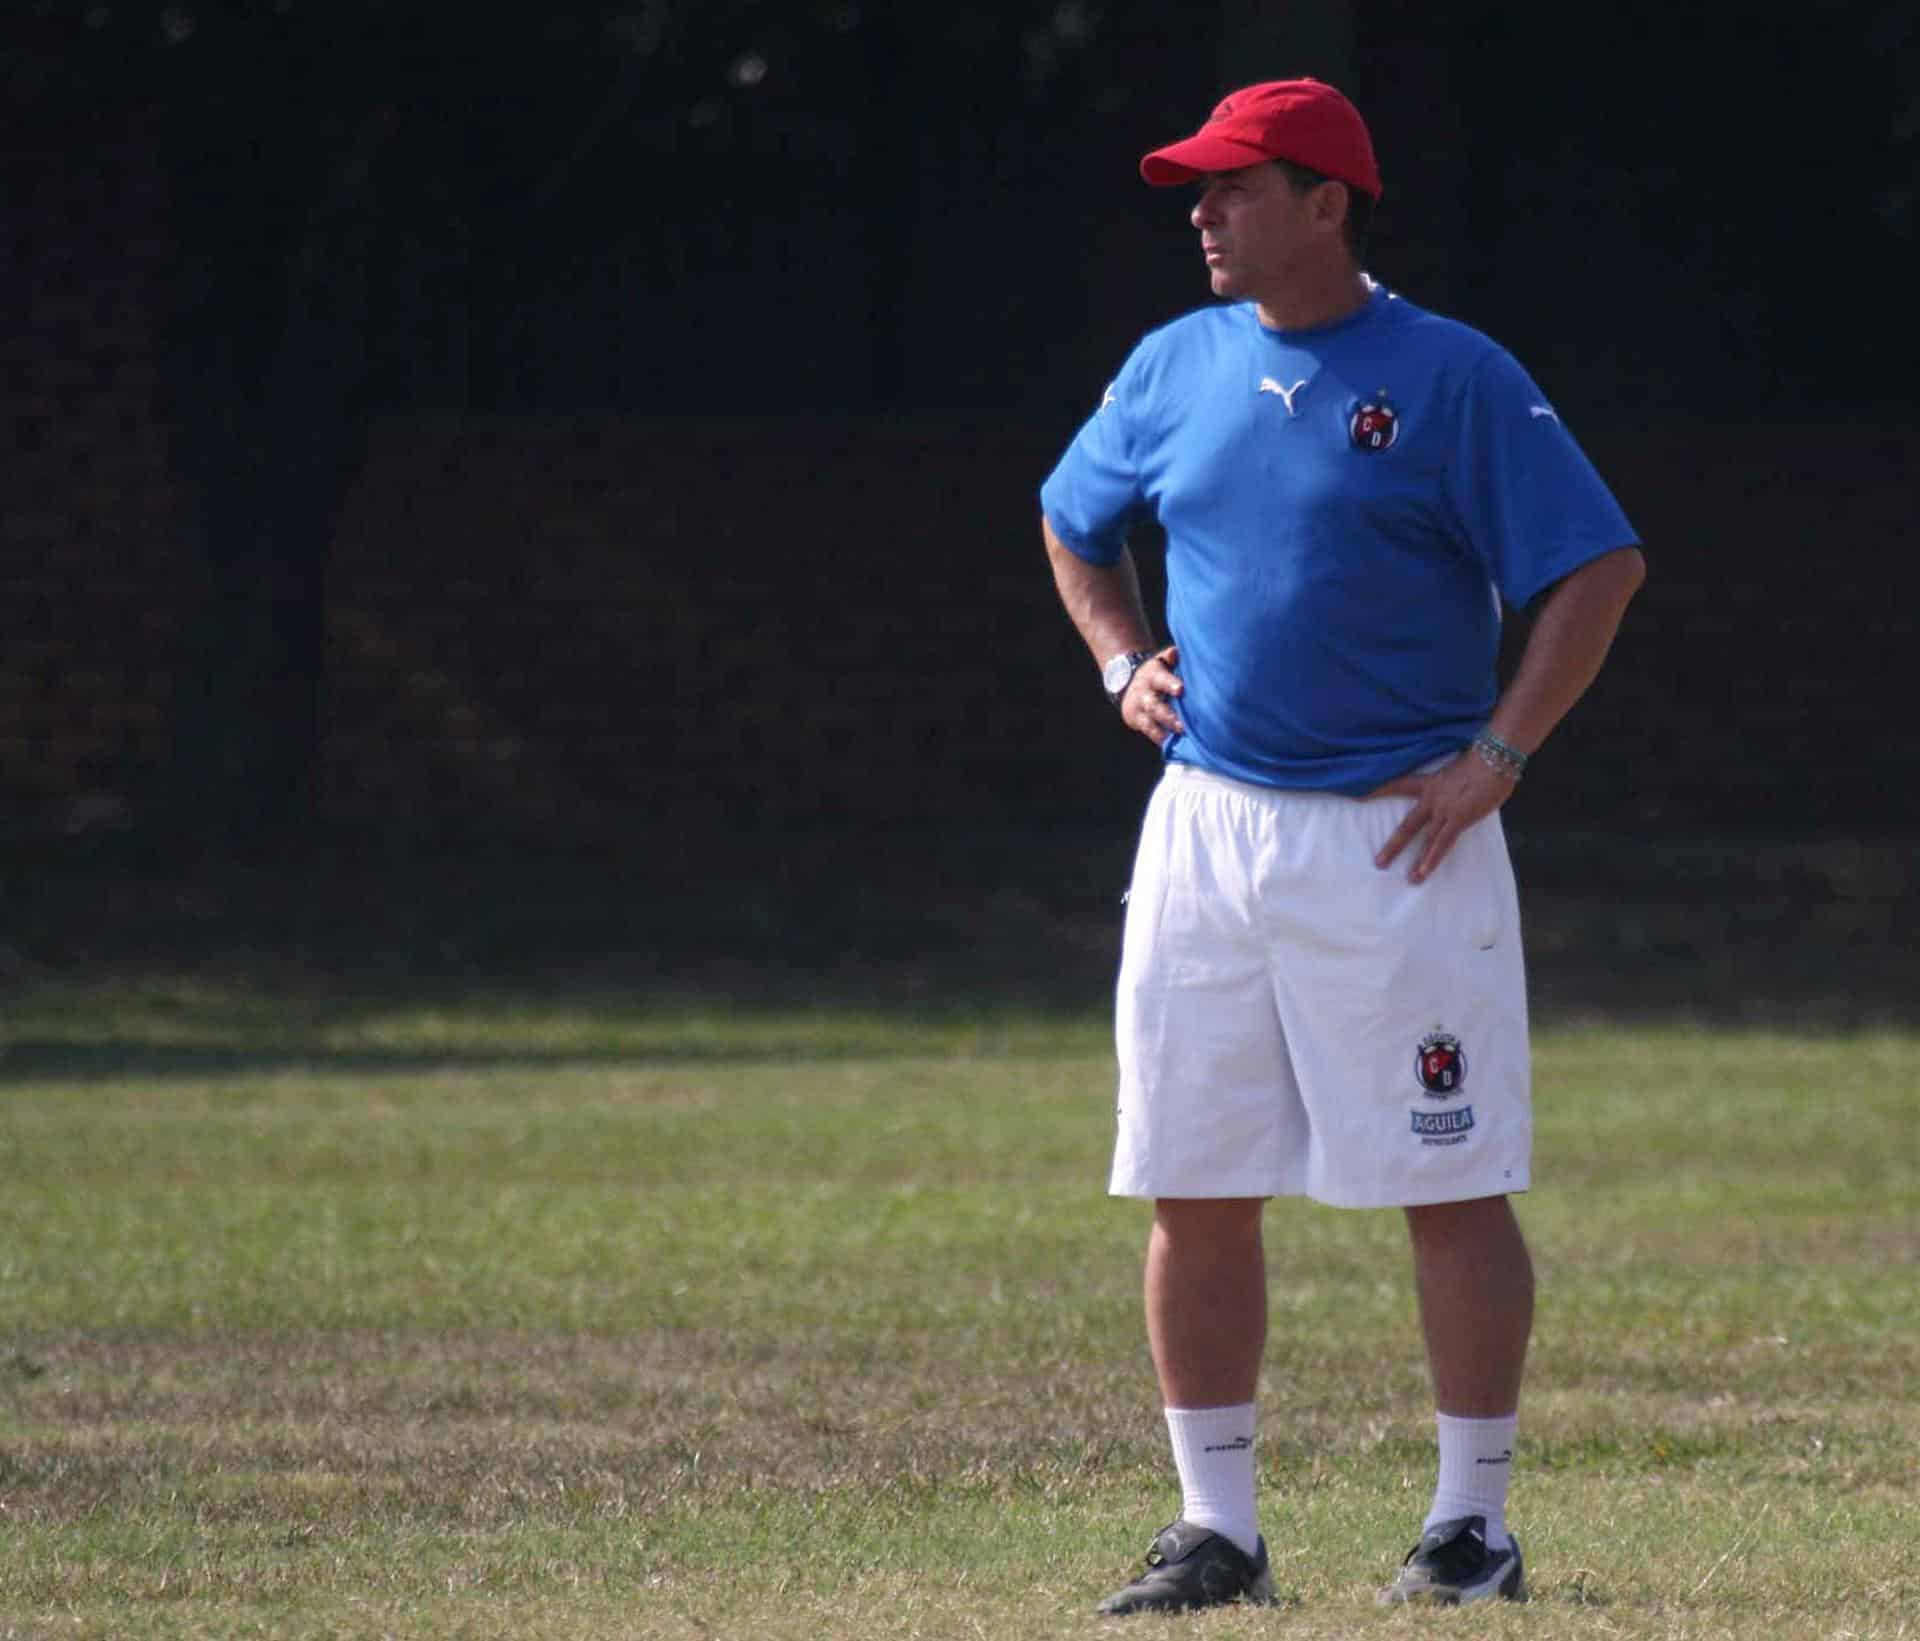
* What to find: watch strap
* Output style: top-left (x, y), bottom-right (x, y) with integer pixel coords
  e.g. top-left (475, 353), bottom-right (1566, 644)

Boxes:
top-left (1103, 648), bottom-right (1157, 707)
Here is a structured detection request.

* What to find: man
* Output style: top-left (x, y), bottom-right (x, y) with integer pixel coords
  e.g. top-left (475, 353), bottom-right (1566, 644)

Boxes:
top-left (1039, 79), bottom-right (1644, 1615)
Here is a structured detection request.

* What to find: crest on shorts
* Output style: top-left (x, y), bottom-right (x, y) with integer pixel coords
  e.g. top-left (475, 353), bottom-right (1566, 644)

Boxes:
top-left (1415, 1028), bottom-right (1467, 1098)
top-left (1349, 391), bottom-right (1399, 452)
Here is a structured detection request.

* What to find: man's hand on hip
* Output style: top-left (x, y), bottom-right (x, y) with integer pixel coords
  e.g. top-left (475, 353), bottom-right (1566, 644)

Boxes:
top-left (1367, 751), bottom-right (1514, 884)
top-left (1121, 646), bottom-right (1186, 746)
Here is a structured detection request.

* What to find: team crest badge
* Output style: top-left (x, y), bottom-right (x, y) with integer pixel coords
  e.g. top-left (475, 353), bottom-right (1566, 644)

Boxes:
top-left (1349, 391), bottom-right (1399, 452)
top-left (1415, 1029), bottom-right (1467, 1098)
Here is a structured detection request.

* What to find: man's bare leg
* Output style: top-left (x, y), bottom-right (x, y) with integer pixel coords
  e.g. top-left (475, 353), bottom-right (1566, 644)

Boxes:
top-left (1095, 1196), bottom-right (1276, 1614)
top-left (1405, 1194), bottom-right (1533, 1414)
top-left (1147, 1197), bottom-right (1268, 1404)
top-left (1403, 1194), bottom-right (1533, 1558)
top-left (1141, 1197), bottom-right (1268, 1558)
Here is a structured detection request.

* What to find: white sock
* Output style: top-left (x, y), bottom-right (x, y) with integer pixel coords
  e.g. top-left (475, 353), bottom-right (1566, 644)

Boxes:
top-left (1163, 1404), bottom-right (1260, 1559)
top-left (1425, 1412), bottom-right (1518, 1550)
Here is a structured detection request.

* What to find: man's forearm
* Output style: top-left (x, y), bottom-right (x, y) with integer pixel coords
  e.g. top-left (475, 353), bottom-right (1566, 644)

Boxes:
top-left (1043, 515), bottom-right (1156, 665)
top-left (1486, 546), bottom-right (1646, 756)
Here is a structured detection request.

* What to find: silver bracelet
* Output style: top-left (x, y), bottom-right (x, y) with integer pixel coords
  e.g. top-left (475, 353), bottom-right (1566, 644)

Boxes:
top-left (1473, 730), bottom-right (1529, 781)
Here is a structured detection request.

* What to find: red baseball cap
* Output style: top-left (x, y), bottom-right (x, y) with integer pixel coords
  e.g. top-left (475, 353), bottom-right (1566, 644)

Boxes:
top-left (1140, 78), bottom-right (1383, 199)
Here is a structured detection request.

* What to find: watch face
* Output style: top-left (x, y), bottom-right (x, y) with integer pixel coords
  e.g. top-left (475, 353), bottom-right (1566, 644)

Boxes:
top-left (1102, 653), bottom-right (1137, 695)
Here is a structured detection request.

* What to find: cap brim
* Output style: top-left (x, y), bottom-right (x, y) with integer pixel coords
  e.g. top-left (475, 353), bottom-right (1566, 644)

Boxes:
top-left (1139, 133), bottom-right (1275, 186)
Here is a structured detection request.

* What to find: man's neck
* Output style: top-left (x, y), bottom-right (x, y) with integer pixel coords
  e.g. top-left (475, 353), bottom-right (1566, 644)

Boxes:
top-left (1253, 268), bottom-right (1371, 333)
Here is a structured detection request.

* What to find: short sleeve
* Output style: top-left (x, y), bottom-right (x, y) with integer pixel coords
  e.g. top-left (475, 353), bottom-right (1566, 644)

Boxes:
top-left (1443, 347), bottom-right (1638, 609)
top-left (1039, 347), bottom-right (1152, 567)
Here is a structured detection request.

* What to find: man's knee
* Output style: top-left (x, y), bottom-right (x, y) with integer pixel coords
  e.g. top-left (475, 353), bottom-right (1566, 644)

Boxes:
top-left (1404, 1193), bottom-right (1525, 1248)
top-left (1154, 1196), bottom-right (1267, 1244)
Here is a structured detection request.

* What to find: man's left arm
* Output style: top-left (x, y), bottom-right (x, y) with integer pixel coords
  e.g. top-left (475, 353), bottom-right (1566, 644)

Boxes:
top-left (1372, 544), bottom-right (1647, 883)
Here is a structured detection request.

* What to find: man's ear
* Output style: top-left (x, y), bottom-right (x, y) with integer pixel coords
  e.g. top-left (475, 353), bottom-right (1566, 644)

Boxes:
top-left (1314, 179), bottom-right (1351, 237)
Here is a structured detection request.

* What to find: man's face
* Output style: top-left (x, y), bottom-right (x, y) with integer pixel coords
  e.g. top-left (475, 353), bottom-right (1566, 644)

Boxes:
top-left (1190, 163), bottom-right (1330, 300)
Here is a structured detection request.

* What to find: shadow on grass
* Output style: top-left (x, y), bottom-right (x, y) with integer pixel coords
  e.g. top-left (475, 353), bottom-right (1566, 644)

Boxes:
top-left (0, 1007), bottom-right (1108, 1082)
top-left (1, 1040), bottom-right (847, 1081)
top-left (2, 826), bottom-right (1914, 1084)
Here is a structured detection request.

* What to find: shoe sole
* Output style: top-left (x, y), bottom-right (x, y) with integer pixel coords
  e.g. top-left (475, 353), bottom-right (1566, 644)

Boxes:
top-left (1378, 1552), bottom-right (1524, 1607)
top-left (1096, 1561), bottom-right (1278, 1616)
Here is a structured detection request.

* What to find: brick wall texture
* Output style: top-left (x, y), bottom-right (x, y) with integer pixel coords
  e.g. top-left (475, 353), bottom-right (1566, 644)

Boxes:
top-left (310, 416), bottom-right (1913, 842)
top-left (4, 99), bottom-right (185, 837)
top-left (8, 108), bottom-right (1912, 847)
top-left (9, 402), bottom-right (1913, 846)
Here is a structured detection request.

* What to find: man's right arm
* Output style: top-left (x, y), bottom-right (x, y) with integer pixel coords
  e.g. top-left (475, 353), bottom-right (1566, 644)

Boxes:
top-left (1042, 514), bottom-right (1184, 746)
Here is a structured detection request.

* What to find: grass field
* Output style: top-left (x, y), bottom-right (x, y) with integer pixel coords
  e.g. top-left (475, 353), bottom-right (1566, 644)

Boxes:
top-left (2, 973), bottom-right (1916, 1638)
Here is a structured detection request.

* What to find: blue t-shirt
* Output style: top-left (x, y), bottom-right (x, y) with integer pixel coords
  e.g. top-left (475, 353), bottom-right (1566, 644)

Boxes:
top-left (1040, 284), bottom-right (1637, 795)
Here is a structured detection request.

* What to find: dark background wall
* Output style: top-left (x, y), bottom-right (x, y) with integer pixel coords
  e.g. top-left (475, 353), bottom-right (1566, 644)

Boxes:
top-left (5, 0), bottom-right (1918, 864)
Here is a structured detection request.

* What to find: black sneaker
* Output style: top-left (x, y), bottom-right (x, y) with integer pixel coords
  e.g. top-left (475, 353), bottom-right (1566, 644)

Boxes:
top-left (1096, 1520), bottom-right (1274, 1616)
top-left (1377, 1514), bottom-right (1525, 1606)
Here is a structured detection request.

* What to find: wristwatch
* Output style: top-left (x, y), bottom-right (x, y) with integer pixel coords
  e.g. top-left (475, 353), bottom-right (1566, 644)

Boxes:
top-left (1101, 648), bottom-right (1156, 708)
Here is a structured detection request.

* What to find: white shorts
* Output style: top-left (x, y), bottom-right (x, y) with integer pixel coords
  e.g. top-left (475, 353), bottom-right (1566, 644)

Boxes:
top-left (1111, 764), bottom-right (1531, 1208)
